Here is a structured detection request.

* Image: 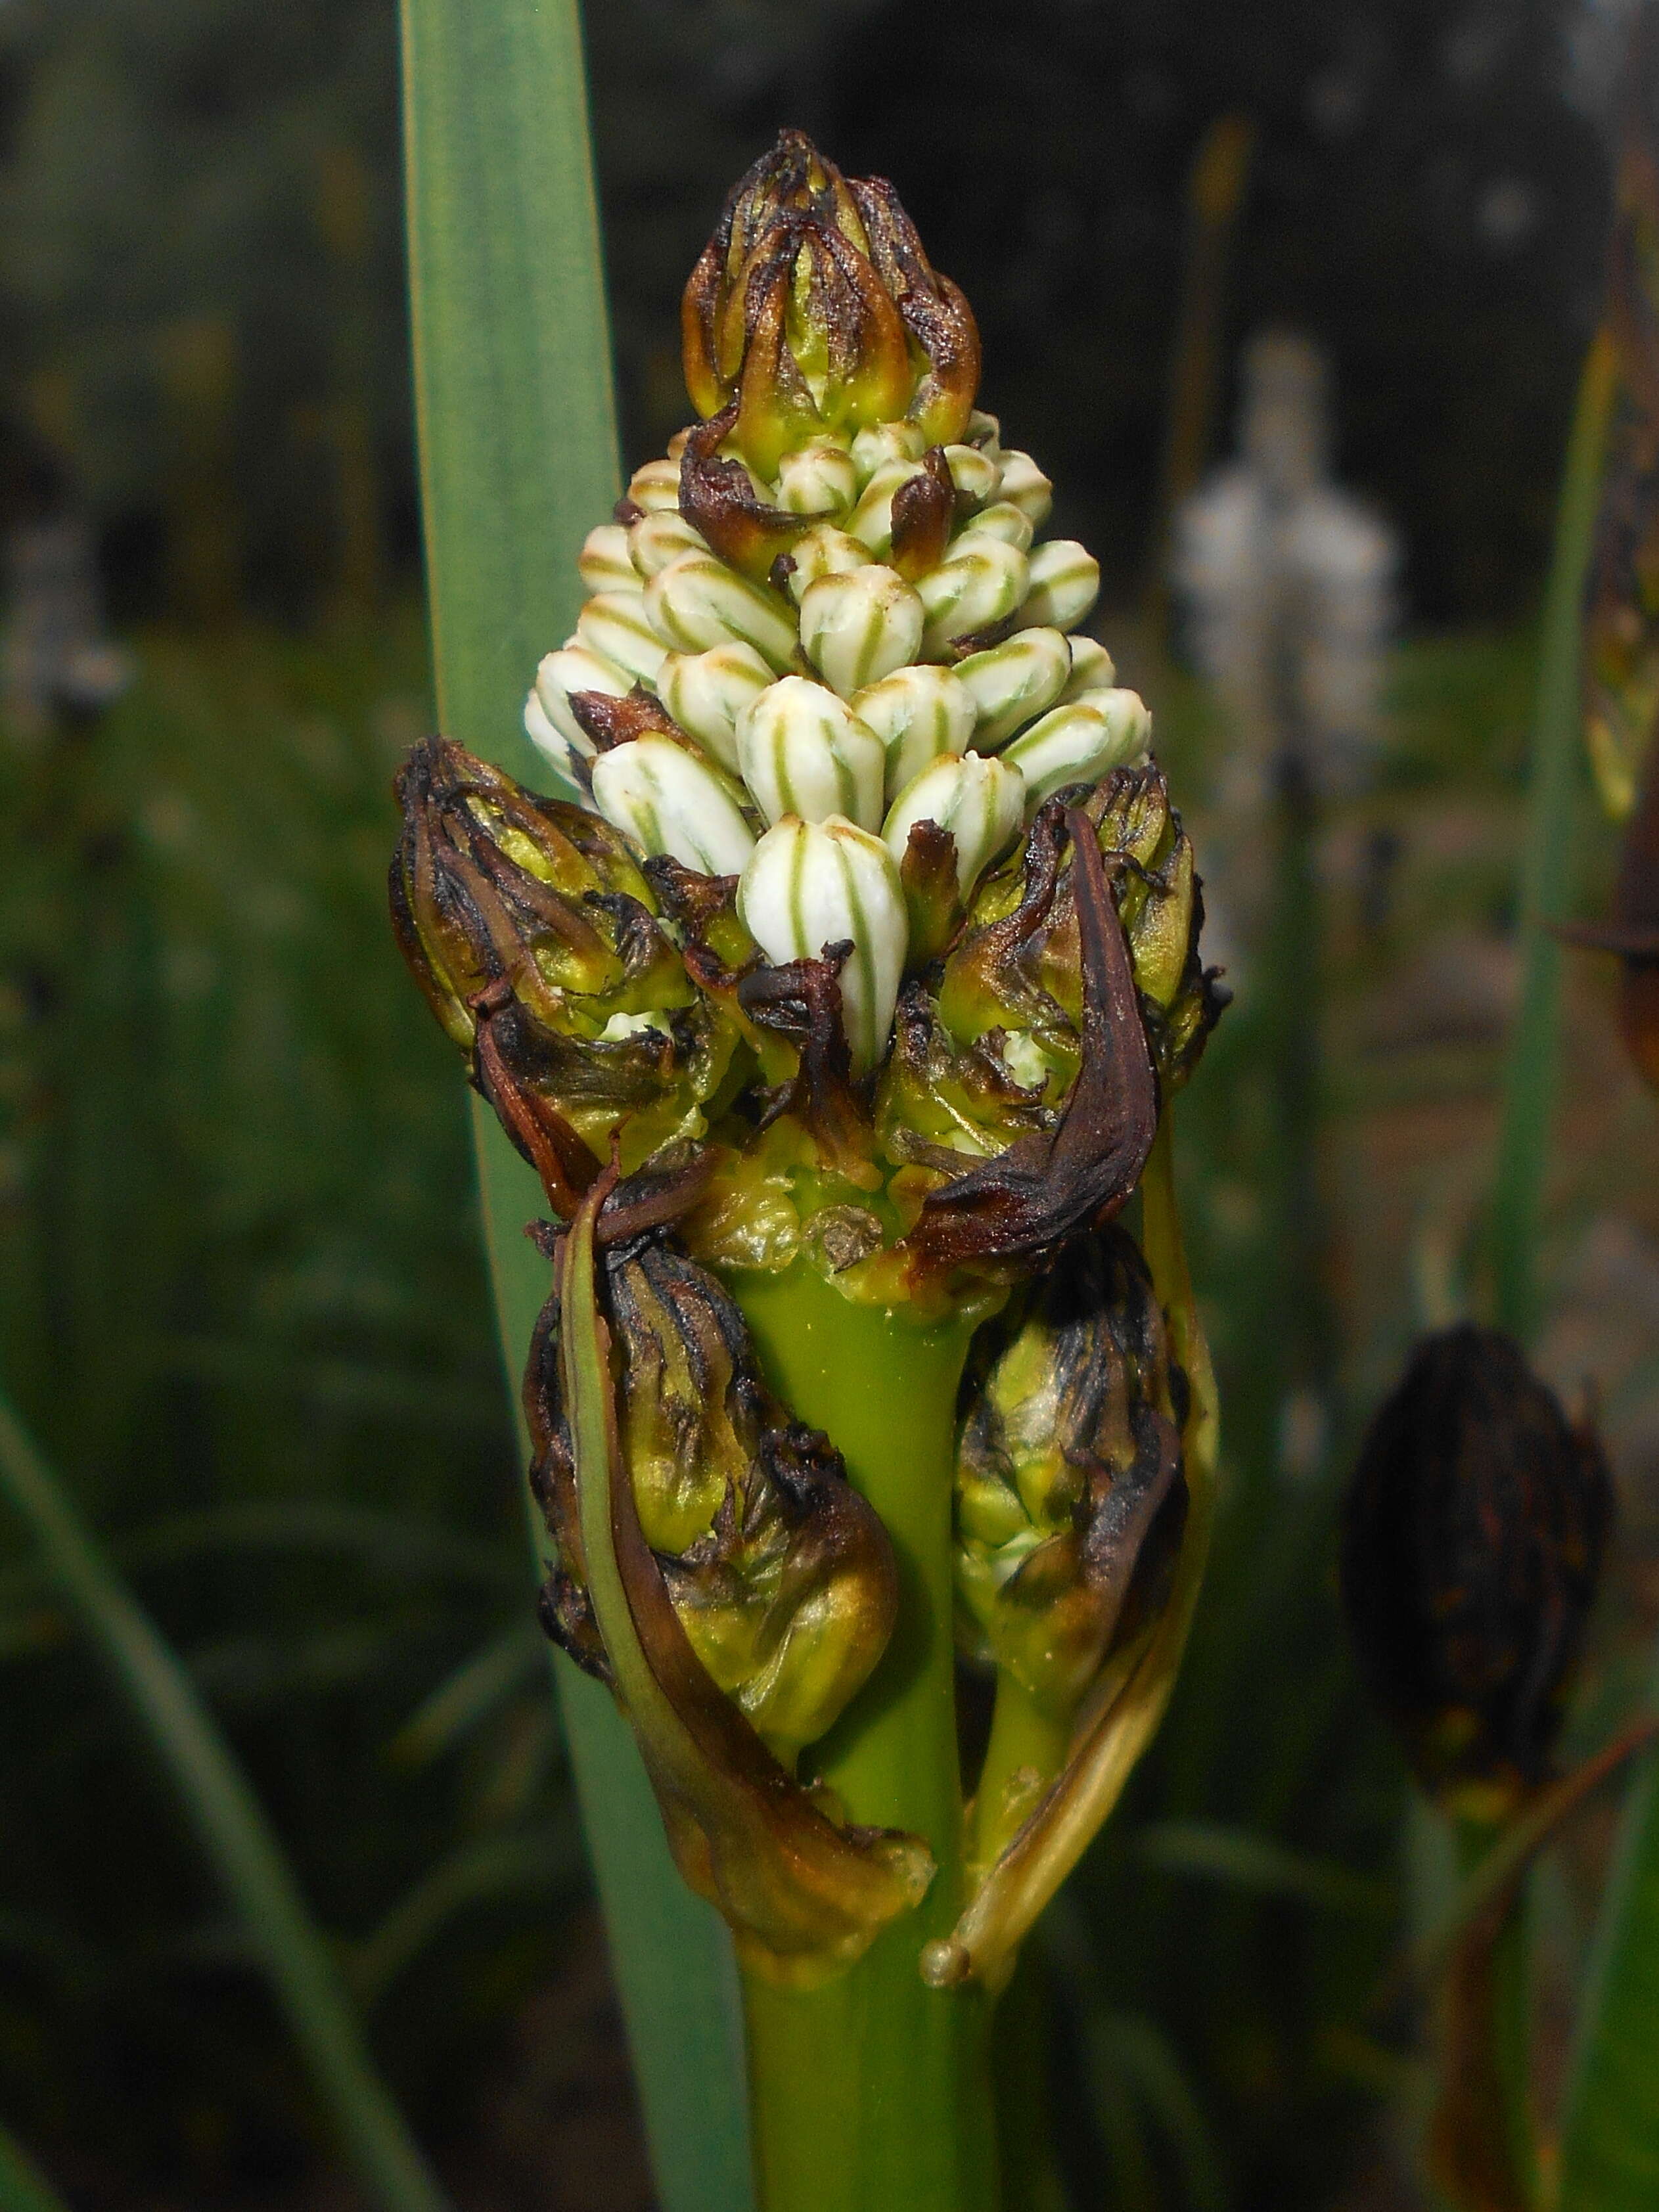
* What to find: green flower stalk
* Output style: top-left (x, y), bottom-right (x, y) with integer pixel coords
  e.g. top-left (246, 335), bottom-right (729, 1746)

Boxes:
top-left (392, 127), bottom-right (1225, 2209)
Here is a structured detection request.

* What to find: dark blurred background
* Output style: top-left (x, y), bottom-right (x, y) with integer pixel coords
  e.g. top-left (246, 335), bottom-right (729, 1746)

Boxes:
top-left (3, 4), bottom-right (1657, 2209)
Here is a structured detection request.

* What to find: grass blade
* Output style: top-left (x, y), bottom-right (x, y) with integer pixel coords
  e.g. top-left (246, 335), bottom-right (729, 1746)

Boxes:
top-left (1557, 1647), bottom-right (1659, 2209)
top-left (1488, 329), bottom-right (1618, 1342)
top-left (386, 1617), bottom-right (545, 1768)
top-left (0, 1392), bottom-right (449, 2212)
top-left (0, 2121), bottom-right (70, 2212)
top-left (397, 5), bottom-right (755, 2205)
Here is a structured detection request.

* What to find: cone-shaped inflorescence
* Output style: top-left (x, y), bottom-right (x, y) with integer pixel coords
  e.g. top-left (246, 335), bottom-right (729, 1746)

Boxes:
top-left (1340, 1323), bottom-right (1613, 1818)
top-left (392, 130), bottom-right (1225, 1986)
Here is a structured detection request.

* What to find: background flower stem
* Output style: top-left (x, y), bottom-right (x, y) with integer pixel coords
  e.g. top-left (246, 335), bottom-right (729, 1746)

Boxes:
top-left (1488, 327), bottom-right (1617, 1344)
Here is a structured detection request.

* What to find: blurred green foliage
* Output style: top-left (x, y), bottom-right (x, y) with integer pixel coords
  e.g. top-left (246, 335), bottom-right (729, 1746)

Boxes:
top-left (0, 622), bottom-right (586, 2196)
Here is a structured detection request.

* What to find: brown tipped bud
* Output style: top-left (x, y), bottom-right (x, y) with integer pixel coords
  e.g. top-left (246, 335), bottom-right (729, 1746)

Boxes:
top-left (388, 738), bottom-right (742, 1196)
top-left (680, 131), bottom-right (980, 480)
top-left (531, 1229), bottom-right (899, 1763)
top-left (388, 737), bottom-right (670, 1048)
top-left (955, 1231), bottom-right (1187, 1720)
top-left (1340, 1324), bottom-right (1613, 1813)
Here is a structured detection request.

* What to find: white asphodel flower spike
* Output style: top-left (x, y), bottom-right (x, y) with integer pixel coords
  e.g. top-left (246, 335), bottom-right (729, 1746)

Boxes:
top-left (850, 420), bottom-right (926, 487)
top-left (955, 499), bottom-right (1033, 553)
top-left (954, 629), bottom-right (1072, 752)
top-left (1002, 688), bottom-right (1152, 811)
top-left (1020, 540), bottom-right (1101, 632)
top-left (1060, 636), bottom-right (1116, 700)
top-left (852, 665), bottom-right (976, 801)
top-left (784, 525), bottom-right (872, 603)
top-left (942, 443), bottom-right (999, 507)
top-left (527, 643), bottom-right (632, 759)
top-left (917, 538), bottom-right (1030, 659)
top-left (658, 643), bottom-right (774, 775)
top-left (882, 751), bottom-right (1026, 899)
top-left (589, 735), bottom-right (758, 875)
top-left (578, 592), bottom-right (669, 687)
top-left (798, 565), bottom-right (925, 699)
top-left (643, 551), bottom-right (798, 671)
top-left (847, 459), bottom-right (932, 560)
top-left (775, 440), bottom-right (859, 516)
top-left (578, 524), bottom-right (641, 597)
top-left (737, 675), bottom-right (887, 832)
top-left (629, 508), bottom-right (707, 577)
top-left (738, 814), bottom-right (908, 1076)
top-left (993, 451), bottom-right (1053, 526)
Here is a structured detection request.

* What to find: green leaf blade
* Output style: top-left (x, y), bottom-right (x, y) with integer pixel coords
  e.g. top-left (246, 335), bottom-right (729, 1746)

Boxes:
top-left (399, 6), bottom-right (756, 2201)
top-left (1558, 1675), bottom-right (1659, 2211)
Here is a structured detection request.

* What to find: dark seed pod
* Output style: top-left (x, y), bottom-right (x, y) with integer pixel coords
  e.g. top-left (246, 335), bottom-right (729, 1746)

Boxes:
top-left (1340, 1324), bottom-right (1613, 1811)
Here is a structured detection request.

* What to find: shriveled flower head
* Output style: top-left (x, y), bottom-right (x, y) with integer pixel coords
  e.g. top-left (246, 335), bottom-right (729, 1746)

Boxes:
top-left (1340, 1324), bottom-right (1613, 1815)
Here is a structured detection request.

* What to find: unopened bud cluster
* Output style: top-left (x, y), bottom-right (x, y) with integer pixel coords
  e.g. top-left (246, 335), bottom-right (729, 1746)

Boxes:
top-left (525, 360), bottom-right (1152, 1073)
top-left (393, 130), bottom-right (1227, 1985)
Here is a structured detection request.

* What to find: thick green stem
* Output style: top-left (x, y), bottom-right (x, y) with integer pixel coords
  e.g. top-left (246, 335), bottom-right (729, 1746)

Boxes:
top-left (726, 1266), bottom-right (1000, 2212)
top-left (1489, 328), bottom-right (1617, 1344)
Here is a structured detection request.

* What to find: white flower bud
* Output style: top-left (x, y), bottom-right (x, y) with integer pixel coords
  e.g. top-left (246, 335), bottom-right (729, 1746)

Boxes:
top-left (964, 409), bottom-right (1002, 461)
top-left (601, 1009), bottom-right (673, 1041)
top-left (1061, 635), bottom-right (1116, 700)
top-left (577, 592), bottom-right (670, 687)
top-left (852, 665), bottom-right (976, 800)
top-left (784, 525), bottom-right (871, 604)
top-left (524, 690), bottom-right (579, 782)
top-left (530, 642), bottom-right (633, 754)
top-left (643, 551), bottom-right (798, 671)
top-left (917, 539), bottom-right (1030, 658)
top-left (847, 459), bottom-right (931, 559)
top-left (1020, 540), bottom-right (1101, 632)
top-left (578, 524), bottom-right (640, 597)
top-left (953, 627), bottom-right (1072, 750)
top-left (627, 458), bottom-right (682, 512)
top-left (657, 643), bottom-right (774, 774)
top-left (629, 508), bottom-right (706, 577)
top-left (776, 440), bottom-right (859, 516)
top-left (850, 420), bottom-right (926, 486)
top-left (943, 443), bottom-right (1000, 506)
top-left (590, 736), bottom-right (757, 876)
top-left (882, 751), bottom-right (1025, 899)
top-left (738, 815), bottom-right (907, 1074)
top-left (799, 565), bottom-right (925, 699)
top-left (1001, 688), bottom-right (1152, 809)
top-left (995, 451), bottom-right (1054, 527)
top-left (736, 675), bottom-right (887, 831)
top-left (954, 500), bottom-right (1034, 553)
